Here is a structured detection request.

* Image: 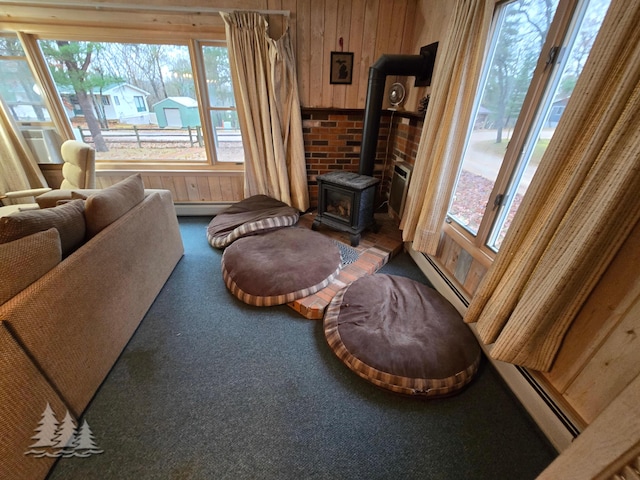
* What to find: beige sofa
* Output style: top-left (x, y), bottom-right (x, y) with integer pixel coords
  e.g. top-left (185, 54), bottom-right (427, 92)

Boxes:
top-left (0, 175), bottom-right (184, 480)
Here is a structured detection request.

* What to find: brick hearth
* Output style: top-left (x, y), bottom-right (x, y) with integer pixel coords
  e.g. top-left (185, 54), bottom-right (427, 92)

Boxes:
top-left (288, 211), bottom-right (404, 320)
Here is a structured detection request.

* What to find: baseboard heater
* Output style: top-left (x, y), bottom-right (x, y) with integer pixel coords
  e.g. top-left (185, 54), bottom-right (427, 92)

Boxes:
top-left (406, 245), bottom-right (581, 453)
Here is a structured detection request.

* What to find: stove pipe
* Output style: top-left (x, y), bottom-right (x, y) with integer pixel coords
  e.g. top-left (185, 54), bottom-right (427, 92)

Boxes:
top-left (359, 53), bottom-right (431, 177)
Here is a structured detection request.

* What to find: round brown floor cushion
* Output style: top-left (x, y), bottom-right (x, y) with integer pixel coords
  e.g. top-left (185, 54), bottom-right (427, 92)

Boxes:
top-left (222, 227), bottom-right (342, 306)
top-left (207, 195), bottom-right (300, 249)
top-left (324, 274), bottom-right (481, 398)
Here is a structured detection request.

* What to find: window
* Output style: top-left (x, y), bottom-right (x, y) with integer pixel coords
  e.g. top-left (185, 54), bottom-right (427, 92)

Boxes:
top-left (0, 34), bottom-right (51, 123)
top-left (200, 43), bottom-right (244, 163)
top-left (35, 38), bottom-right (242, 165)
top-left (448, 0), bottom-right (610, 253)
top-left (133, 96), bottom-right (144, 112)
top-left (0, 33), bottom-right (63, 163)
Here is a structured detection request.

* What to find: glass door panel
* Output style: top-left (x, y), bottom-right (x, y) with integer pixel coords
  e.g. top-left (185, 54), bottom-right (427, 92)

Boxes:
top-left (325, 188), bottom-right (353, 222)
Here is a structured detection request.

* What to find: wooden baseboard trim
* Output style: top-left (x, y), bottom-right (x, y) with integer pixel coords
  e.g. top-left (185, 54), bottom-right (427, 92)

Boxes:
top-left (174, 203), bottom-right (232, 216)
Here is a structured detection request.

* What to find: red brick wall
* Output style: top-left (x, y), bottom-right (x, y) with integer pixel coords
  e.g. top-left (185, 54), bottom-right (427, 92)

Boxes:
top-left (389, 113), bottom-right (423, 168)
top-left (302, 108), bottom-right (424, 211)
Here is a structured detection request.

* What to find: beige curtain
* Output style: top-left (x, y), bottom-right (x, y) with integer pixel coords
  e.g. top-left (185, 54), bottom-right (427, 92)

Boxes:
top-left (0, 97), bottom-right (47, 203)
top-left (221, 11), bottom-right (309, 212)
top-left (465, 0), bottom-right (640, 371)
top-left (400, 0), bottom-right (494, 254)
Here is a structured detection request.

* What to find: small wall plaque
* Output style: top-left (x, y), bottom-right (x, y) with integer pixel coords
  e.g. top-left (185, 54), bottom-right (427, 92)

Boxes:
top-left (330, 52), bottom-right (354, 85)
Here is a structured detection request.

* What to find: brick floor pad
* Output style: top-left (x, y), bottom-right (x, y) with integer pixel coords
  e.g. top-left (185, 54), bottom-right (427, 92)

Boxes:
top-left (288, 212), bottom-right (404, 319)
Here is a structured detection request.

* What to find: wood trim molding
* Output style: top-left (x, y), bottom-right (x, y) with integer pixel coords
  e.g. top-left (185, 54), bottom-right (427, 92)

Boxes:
top-left (537, 372), bottom-right (640, 479)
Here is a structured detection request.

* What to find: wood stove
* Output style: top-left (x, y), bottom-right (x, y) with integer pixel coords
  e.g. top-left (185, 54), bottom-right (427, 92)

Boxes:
top-left (313, 171), bottom-right (380, 246)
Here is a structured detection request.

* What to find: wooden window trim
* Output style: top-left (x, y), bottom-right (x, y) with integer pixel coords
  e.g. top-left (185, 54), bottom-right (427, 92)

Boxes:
top-left (449, 0), bottom-right (581, 253)
top-left (95, 162), bottom-right (244, 173)
top-left (443, 220), bottom-right (495, 270)
top-left (7, 26), bottom-right (241, 169)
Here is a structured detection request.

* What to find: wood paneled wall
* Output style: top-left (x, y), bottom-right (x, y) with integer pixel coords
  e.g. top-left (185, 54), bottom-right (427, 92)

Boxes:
top-left (292, 0), bottom-right (418, 109)
top-left (95, 171), bottom-right (244, 203)
top-left (40, 165), bottom-right (244, 203)
top-left (433, 233), bottom-right (488, 298)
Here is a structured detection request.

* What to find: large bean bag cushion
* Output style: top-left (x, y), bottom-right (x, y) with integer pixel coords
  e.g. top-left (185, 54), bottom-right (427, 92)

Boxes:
top-left (324, 274), bottom-right (481, 398)
top-left (207, 195), bottom-right (300, 248)
top-left (222, 227), bottom-right (341, 306)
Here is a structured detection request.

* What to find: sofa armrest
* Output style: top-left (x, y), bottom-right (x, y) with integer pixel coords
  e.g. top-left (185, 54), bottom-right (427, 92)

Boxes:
top-left (1, 190), bottom-right (184, 416)
top-left (0, 322), bottom-right (69, 480)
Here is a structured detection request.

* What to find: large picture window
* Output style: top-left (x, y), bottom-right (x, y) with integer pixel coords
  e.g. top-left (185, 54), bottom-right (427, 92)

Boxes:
top-left (447, 0), bottom-right (610, 252)
top-left (32, 37), bottom-right (242, 166)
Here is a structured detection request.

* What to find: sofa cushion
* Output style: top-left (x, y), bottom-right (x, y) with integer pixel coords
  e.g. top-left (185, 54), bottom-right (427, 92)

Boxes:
top-left (0, 200), bottom-right (85, 256)
top-left (84, 174), bottom-right (144, 237)
top-left (0, 228), bottom-right (61, 304)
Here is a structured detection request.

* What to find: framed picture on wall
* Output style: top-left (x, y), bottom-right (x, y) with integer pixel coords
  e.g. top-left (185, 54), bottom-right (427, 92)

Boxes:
top-left (330, 52), bottom-right (354, 85)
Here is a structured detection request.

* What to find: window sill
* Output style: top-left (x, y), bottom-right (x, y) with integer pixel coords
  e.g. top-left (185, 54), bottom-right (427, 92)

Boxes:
top-left (442, 221), bottom-right (495, 269)
top-left (95, 162), bottom-right (244, 173)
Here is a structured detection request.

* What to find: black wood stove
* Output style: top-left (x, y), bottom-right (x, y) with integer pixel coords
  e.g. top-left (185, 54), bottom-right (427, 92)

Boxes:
top-left (312, 171), bottom-right (380, 246)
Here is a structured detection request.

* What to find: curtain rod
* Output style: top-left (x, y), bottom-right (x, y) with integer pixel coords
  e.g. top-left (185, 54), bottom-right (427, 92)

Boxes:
top-left (4, 1), bottom-right (290, 17)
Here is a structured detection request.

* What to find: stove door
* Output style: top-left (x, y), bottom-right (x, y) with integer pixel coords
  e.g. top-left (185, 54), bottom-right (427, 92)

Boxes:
top-left (321, 184), bottom-right (355, 227)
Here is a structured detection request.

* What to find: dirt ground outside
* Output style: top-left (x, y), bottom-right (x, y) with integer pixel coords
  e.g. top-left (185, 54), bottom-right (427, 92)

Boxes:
top-left (93, 141), bottom-right (244, 163)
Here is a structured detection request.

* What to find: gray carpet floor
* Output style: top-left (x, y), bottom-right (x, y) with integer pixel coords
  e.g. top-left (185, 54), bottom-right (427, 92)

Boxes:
top-left (48, 216), bottom-right (557, 480)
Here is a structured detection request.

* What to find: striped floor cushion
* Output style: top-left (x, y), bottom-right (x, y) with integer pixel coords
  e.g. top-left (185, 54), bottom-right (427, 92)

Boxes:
top-left (221, 227), bottom-right (341, 306)
top-left (324, 274), bottom-right (482, 398)
top-left (207, 195), bottom-right (300, 249)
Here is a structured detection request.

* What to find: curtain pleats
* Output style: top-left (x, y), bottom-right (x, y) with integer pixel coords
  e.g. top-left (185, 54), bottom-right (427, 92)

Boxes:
top-left (269, 34), bottom-right (309, 212)
top-left (400, 0), bottom-right (494, 255)
top-left (221, 11), bottom-right (309, 212)
top-left (0, 97), bottom-right (47, 203)
top-left (465, 0), bottom-right (640, 371)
